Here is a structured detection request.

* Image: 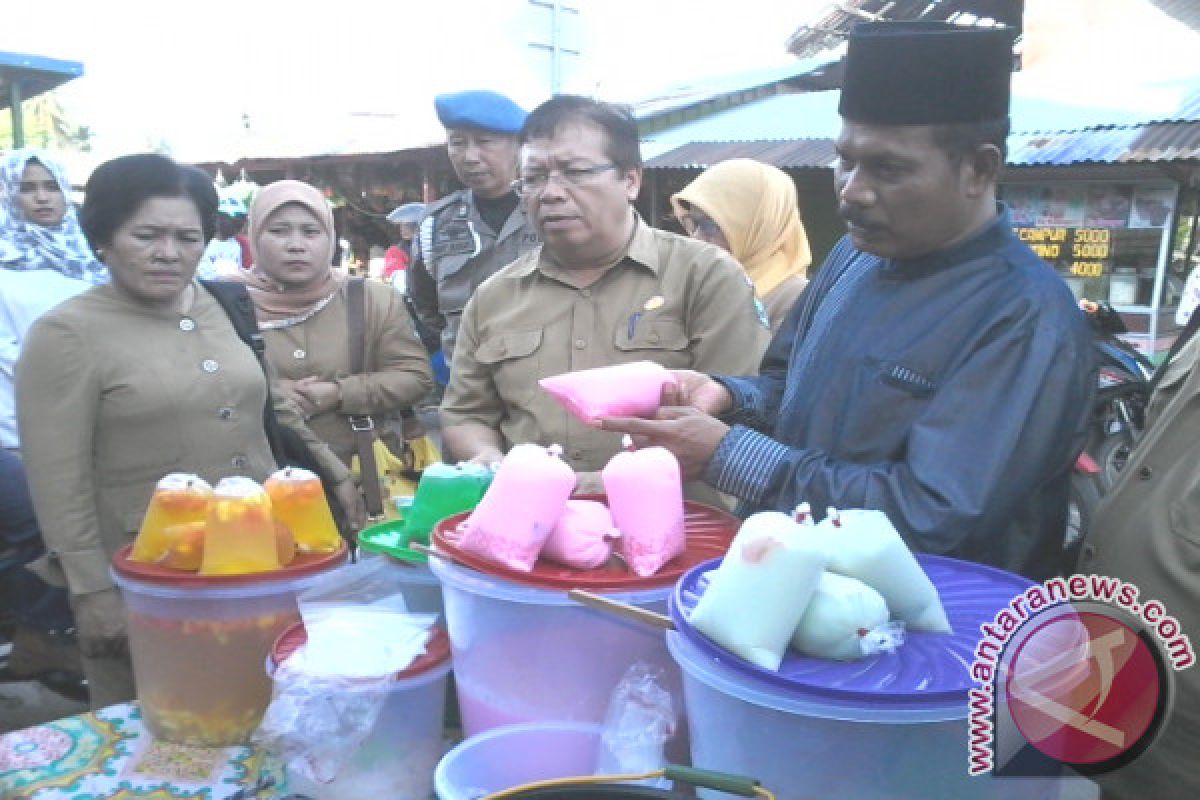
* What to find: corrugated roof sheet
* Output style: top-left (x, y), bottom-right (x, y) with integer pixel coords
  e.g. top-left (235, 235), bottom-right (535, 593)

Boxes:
top-left (646, 139), bottom-right (838, 169)
top-left (642, 80), bottom-right (1200, 169)
top-left (1008, 122), bottom-right (1200, 165)
top-left (630, 54), bottom-right (842, 123)
top-left (647, 120), bottom-right (1200, 170)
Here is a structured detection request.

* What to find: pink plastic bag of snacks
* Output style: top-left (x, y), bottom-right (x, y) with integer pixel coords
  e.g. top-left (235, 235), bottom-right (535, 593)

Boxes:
top-left (539, 361), bottom-right (677, 426)
top-left (456, 444), bottom-right (575, 572)
top-left (541, 499), bottom-right (621, 570)
top-left (602, 444), bottom-right (685, 577)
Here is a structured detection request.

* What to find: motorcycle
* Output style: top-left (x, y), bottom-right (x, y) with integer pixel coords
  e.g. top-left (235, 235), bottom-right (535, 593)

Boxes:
top-left (1079, 299), bottom-right (1154, 491)
top-left (1062, 300), bottom-right (1153, 572)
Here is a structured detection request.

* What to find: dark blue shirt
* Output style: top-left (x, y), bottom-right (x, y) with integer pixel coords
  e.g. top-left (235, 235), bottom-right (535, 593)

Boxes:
top-left (706, 207), bottom-right (1095, 580)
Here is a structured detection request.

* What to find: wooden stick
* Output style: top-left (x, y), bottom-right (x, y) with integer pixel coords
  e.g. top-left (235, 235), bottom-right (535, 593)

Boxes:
top-left (568, 589), bottom-right (676, 631)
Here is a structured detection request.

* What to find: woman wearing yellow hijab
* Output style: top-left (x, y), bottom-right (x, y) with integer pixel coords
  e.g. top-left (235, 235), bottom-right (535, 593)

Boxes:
top-left (671, 159), bottom-right (812, 331)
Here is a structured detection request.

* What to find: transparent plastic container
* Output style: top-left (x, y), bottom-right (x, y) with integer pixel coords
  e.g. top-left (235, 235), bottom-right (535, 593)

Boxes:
top-left (428, 557), bottom-right (680, 736)
top-left (111, 544), bottom-right (345, 746)
top-left (667, 555), bottom-right (1082, 800)
top-left (434, 722), bottom-right (603, 800)
top-left (269, 622), bottom-right (451, 799)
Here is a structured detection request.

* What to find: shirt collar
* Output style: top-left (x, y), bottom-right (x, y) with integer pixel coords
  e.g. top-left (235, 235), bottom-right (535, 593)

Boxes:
top-left (514, 211), bottom-right (660, 280)
top-left (879, 203), bottom-right (1017, 278)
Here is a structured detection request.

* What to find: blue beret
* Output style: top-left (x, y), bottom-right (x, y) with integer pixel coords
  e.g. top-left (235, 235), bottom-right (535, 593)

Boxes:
top-left (435, 90), bottom-right (527, 134)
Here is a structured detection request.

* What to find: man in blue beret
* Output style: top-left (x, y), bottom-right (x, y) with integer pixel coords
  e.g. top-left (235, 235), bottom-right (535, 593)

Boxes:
top-left (408, 89), bottom-right (540, 366)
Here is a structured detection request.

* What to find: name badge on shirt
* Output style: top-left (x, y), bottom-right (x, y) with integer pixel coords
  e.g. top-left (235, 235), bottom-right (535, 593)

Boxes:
top-left (433, 218), bottom-right (481, 260)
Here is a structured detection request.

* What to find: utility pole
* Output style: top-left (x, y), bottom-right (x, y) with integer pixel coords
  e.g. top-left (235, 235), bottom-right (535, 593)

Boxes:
top-left (528, 0), bottom-right (580, 95)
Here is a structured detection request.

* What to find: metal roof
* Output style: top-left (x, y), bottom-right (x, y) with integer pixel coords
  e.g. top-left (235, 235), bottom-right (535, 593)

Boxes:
top-left (642, 78), bottom-right (1200, 169)
top-left (641, 92), bottom-right (844, 161)
top-left (646, 139), bottom-right (838, 169)
top-left (1008, 122), bottom-right (1200, 165)
top-left (631, 54), bottom-right (843, 123)
top-left (0, 51), bottom-right (84, 110)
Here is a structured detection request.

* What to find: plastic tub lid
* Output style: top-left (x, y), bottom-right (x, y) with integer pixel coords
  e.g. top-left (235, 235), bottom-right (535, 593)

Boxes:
top-left (271, 620), bottom-right (450, 681)
top-left (112, 541), bottom-right (347, 588)
top-left (431, 495), bottom-right (738, 591)
top-left (358, 518), bottom-right (429, 565)
top-left (669, 554), bottom-right (1034, 716)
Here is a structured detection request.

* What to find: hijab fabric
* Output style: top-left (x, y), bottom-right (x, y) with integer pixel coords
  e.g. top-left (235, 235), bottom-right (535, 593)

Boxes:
top-left (234, 180), bottom-right (343, 328)
top-left (671, 159), bottom-right (812, 299)
top-left (0, 149), bottom-right (107, 283)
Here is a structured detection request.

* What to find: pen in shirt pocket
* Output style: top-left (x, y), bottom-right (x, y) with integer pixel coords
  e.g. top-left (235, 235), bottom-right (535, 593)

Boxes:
top-left (627, 311), bottom-right (643, 339)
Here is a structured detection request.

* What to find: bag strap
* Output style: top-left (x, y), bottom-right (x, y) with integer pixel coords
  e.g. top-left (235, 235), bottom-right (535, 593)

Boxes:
top-left (346, 278), bottom-right (384, 517)
top-left (200, 280), bottom-right (287, 464)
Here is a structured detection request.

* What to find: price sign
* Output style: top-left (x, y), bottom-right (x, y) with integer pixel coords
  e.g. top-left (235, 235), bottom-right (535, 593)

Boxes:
top-left (1016, 227), bottom-right (1113, 277)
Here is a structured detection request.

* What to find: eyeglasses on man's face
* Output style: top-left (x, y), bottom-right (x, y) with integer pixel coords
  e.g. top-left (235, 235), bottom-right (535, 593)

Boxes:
top-left (513, 163), bottom-right (619, 195)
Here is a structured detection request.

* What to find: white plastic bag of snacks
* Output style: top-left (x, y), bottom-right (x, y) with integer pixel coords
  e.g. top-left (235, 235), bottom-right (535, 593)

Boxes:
top-left (689, 508), bottom-right (826, 670)
top-left (791, 572), bottom-right (905, 661)
top-left (817, 508), bottom-right (952, 634)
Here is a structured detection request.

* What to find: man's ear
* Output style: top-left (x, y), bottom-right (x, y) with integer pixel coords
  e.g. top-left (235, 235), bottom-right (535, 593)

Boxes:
top-left (625, 167), bottom-right (643, 203)
top-left (963, 144), bottom-right (1002, 198)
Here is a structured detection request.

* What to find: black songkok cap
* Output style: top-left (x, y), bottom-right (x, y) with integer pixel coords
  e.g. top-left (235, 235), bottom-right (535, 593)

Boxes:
top-left (838, 20), bottom-right (1015, 125)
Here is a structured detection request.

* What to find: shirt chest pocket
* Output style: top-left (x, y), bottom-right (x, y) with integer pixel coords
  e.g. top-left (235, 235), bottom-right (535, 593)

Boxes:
top-left (613, 317), bottom-right (691, 370)
top-left (475, 329), bottom-right (544, 402)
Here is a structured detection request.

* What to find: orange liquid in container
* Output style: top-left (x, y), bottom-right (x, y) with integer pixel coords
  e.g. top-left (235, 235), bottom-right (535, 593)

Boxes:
top-left (264, 467), bottom-right (342, 553)
top-left (199, 477), bottom-right (281, 576)
top-left (130, 474), bottom-right (212, 563)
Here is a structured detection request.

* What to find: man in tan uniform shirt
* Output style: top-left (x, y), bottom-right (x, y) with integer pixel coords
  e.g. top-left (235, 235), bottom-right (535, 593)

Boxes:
top-left (441, 96), bottom-right (769, 490)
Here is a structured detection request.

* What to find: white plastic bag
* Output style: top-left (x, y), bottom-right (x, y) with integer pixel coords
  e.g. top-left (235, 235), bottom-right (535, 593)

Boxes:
top-left (689, 510), bottom-right (826, 670)
top-left (791, 572), bottom-right (905, 660)
top-left (817, 509), bottom-right (952, 634)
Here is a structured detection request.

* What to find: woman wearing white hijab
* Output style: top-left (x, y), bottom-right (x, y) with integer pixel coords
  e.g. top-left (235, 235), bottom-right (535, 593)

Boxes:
top-left (1, 150), bottom-right (107, 450)
top-left (0, 150), bottom-right (105, 697)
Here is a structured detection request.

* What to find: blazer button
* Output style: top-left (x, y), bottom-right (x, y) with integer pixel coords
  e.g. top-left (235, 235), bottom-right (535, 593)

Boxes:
top-left (179, 318), bottom-right (196, 332)
top-left (574, 339), bottom-right (586, 349)
top-left (1137, 466), bottom-right (1153, 480)
top-left (202, 359), bottom-right (219, 373)
top-left (293, 349), bottom-right (306, 359)
top-left (231, 455), bottom-right (248, 469)
top-left (218, 407), bottom-right (234, 420)
top-left (1081, 543), bottom-right (1097, 563)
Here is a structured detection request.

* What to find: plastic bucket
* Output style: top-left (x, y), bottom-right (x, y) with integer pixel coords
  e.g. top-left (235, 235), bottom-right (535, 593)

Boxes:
top-left (269, 621), bottom-right (452, 799)
top-left (111, 544), bottom-right (345, 746)
top-left (667, 555), bottom-right (1080, 800)
top-left (429, 558), bottom-right (682, 737)
top-left (436, 722), bottom-right (701, 799)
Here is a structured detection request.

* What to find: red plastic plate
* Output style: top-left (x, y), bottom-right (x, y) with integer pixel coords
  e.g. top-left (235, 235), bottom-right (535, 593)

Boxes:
top-left (431, 494), bottom-right (738, 591)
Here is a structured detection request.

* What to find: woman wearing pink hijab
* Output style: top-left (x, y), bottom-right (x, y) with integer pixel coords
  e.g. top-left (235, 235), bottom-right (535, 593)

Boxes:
top-left (672, 159), bottom-right (812, 332)
top-left (231, 181), bottom-right (432, 519)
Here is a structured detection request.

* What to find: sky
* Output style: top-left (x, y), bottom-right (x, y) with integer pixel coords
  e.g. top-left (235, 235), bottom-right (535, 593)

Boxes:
top-left (2, 0), bottom-right (824, 163)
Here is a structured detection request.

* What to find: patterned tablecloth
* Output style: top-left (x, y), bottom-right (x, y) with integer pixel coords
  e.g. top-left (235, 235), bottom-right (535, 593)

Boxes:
top-left (0, 703), bottom-right (288, 800)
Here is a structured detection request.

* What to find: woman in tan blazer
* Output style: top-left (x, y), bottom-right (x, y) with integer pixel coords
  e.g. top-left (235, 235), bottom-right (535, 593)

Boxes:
top-left (230, 181), bottom-right (432, 506)
top-left (15, 155), bottom-right (359, 708)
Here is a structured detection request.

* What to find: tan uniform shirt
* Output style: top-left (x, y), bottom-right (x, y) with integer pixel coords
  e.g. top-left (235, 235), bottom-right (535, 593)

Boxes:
top-left (442, 220), bottom-right (770, 480)
top-left (1081, 332), bottom-right (1200, 798)
top-left (262, 279), bottom-right (433, 467)
top-left (15, 282), bottom-right (340, 596)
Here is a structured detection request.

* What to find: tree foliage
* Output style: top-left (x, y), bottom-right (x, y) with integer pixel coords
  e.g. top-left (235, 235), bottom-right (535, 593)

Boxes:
top-left (1, 91), bottom-right (93, 151)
